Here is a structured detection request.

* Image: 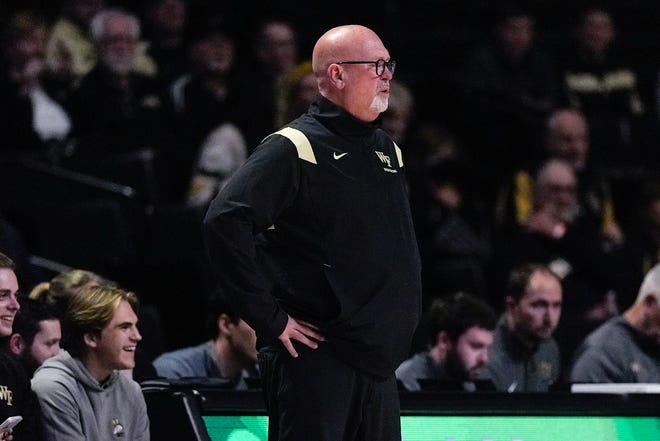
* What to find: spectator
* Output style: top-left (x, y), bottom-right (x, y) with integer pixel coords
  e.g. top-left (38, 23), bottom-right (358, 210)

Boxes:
top-left (488, 263), bottom-right (562, 392)
top-left (396, 292), bottom-right (496, 391)
top-left (558, 6), bottom-right (648, 167)
top-left (143, 0), bottom-right (188, 87)
top-left (45, 0), bottom-right (106, 87)
top-left (30, 268), bottom-right (162, 381)
top-left (29, 268), bottom-right (109, 317)
top-left (570, 263), bottom-right (660, 383)
top-left (463, 3), bottom-right (559, 183)
top-left (1, 11), bottom-right (72, 157)
top-left (168, 16), bottom-right (244, 203)
top-left (153, 291), bottom-right (258, 388)
top-left (233, 18), bottom-right (299, 147)
top-left (45, 0), bottom-right (155, 93)
top-left (381, 79), bottom-right (415, 145)
top-left (494, 108), bottom-right (622, 244)
top-left (0, 252), bottom-right (43, 441)
top-left (67, 8), bottom-right (173, 179)
top-left (495, 159), bottom-right (623, 325)
top-left (31, 285), bottom-right (149, 440)
top-left (7, 297), bottom-right (61, 378)
top-left (274, 60), bottom-right (318, 128)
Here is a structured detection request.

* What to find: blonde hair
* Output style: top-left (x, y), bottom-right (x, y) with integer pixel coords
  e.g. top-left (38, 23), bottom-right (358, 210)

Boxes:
top-left (64, 285), bottom-right (139, 356)
top-left (30, 269), bottom-right (108, 306)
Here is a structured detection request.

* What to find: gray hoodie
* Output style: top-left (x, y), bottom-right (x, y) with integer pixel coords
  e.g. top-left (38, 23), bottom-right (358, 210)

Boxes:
top-left (31, 351), bottom-right (149, 441)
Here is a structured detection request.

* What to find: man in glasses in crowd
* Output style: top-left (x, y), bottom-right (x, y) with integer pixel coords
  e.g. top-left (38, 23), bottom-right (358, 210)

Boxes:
top-left (204, 25), bottom-right (420, 441)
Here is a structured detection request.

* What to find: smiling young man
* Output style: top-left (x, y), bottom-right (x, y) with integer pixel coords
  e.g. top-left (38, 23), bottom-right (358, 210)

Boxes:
top-left (0, 252), bottom-right (43, 441)
top-left (488, 263), bottom-right (563, 392)
top-left (31, 285), bottom-right (149, 440)
top-left (204, 25), bottom-right (420, 441)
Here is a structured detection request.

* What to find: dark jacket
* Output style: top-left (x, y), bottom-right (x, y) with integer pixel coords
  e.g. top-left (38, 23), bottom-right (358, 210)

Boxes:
top-left (204, 98), bottom-right (422, 378)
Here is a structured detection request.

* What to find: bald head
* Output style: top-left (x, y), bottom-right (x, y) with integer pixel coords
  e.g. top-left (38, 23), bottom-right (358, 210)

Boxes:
top-left (311, 25), bottom-right (392, 122)
top-left (546, 108), bottom-right (589, 170)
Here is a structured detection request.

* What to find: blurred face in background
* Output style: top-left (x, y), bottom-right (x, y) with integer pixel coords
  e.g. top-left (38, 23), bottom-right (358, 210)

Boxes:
top-left (6, 18), bottom-right (47, 87)
top-left (257, 21), bottom-right (297, 76)
top-left (151, 0), bottom-right (186, 35)
top-left (191, 33), bottom-right (235, 77)
top-left (498, 15), bottom-right (534, 59)
top-left (580, 9), bottom-right (614, 55)
top-left (98, 15), bottom-right (138, 75)
top-left (546, 110), bottom-right (589, 171)
top-left (535, 161), bottom-right (579, 223)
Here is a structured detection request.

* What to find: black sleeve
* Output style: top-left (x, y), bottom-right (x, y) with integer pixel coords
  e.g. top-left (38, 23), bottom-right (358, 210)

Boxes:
top-left (203, 135), bottom-right (300, 343)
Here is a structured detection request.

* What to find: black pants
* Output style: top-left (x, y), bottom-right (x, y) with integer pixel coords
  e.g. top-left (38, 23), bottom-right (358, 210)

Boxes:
top-left (258, 343), bottom-right (401, 441)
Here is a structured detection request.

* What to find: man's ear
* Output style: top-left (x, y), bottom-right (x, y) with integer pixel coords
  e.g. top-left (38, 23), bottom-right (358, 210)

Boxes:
top-left (328, 64), bottom-right (345, 89)
top-left (8, 333), bottom-right (25, 356)
top-left (217, 313), bottom-right (232, 336)
top-left (436, 330), bottom-right (452, 352)
top-left (84, 332), bottom-right (98, 348)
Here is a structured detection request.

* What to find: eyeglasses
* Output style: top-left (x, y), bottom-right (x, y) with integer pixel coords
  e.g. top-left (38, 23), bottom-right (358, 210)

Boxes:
top-left (336, 59), bottom-right (396, 76)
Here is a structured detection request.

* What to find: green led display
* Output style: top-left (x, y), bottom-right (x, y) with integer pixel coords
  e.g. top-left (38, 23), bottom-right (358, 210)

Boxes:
top-left (202, 415), bottom-right (660, 441)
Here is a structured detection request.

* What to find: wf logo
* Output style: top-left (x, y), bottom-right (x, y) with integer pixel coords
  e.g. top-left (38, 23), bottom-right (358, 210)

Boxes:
top-left (0, 386), bottom-right (14, 406)
top-left (375, 151), bottom-right (392, 168)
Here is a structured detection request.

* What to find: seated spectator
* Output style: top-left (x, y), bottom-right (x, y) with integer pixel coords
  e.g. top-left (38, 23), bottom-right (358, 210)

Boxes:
top-left (29, 268), bottom-right (110, 317)
top-left (67, 8), bottom-right (173, 171)
top-left (489, 263), bottom-right (562, 392)
top-left (1, 11), bottom-right (72, 158)
top-left (45, 0), bottom-right (156, 93)
top-left (495, 159), bottom-right (624, 323)
top-left (380, 79), bottom-right (415, 146)
top-left (233, 18), bottom-right (299, 147)
top-left (396, 292), bottom-right (496, 392)
top-left (274, 60), bottom-right (318, 128)
top-left (31, 285), bottom-right (149, 440)
top-left (462, 2), bottom-right (558, 181)
top-left (558, 6), bottom-right (649, 167)
top-left (30, 268), bottom-right (162, 381)
top-left (168, 16), bottom-right (244, 203)
top-left (7, 297), bottom-right (61, 378)
top-left (152, 291), bottom-right (258, 389)
top-left (570, 263), bottom-right (660, 383)
top-left (0, 252), bottom-right (43, 441)
top-left (45, 0), bottom-right (106, 89)
top-left (142, 0), bottom-right (188, 87)
top-left (495, 108), bottom-right (622, 244)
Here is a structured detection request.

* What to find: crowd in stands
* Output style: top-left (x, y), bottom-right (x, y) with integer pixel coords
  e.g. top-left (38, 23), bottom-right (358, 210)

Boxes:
top-left (1, 1), bottom-right (660, 435)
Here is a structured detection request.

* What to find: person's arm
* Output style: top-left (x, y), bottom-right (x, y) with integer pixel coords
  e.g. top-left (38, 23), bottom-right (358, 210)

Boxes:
top-left (570, 348), bottom-right (621, 383)
top-left (132, 384), bottom-right (150, 441)
top-left (203, 136), bottom-right (322, 355)
top-left (31, 378), bottom-right (87, 440)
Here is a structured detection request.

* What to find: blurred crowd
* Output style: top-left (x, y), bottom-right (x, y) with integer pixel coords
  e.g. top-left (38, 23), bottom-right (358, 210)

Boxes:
top-left (1, 0), bottom-right (660, 384)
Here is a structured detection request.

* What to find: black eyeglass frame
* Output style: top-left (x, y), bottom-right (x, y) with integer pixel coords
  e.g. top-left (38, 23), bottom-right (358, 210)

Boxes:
top-left (335, 59), bottom-right (396, 76)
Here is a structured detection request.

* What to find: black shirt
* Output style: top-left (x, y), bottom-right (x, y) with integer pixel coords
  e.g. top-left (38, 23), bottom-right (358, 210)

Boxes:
top-left (204, 98), bottom-right (422, 378)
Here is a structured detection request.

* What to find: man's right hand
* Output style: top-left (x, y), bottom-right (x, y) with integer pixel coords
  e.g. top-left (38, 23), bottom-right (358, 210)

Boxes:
top-left (278, 316), bottom-right (325, 357)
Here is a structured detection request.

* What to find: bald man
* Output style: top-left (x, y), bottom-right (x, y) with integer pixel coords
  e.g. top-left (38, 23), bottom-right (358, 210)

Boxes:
top-left (204, 25), bottom-right (420, 440)
top-left (570, 263), bottom-right (660, 383)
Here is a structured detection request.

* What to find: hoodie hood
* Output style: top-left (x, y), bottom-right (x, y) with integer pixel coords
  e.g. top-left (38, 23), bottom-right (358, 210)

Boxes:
top-left (35, 350), bottom-right (120, 391)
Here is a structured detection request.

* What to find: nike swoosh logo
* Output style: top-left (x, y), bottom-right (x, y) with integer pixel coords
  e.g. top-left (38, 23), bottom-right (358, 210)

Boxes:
top-left (333, 152), bottom-right (349, 160)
